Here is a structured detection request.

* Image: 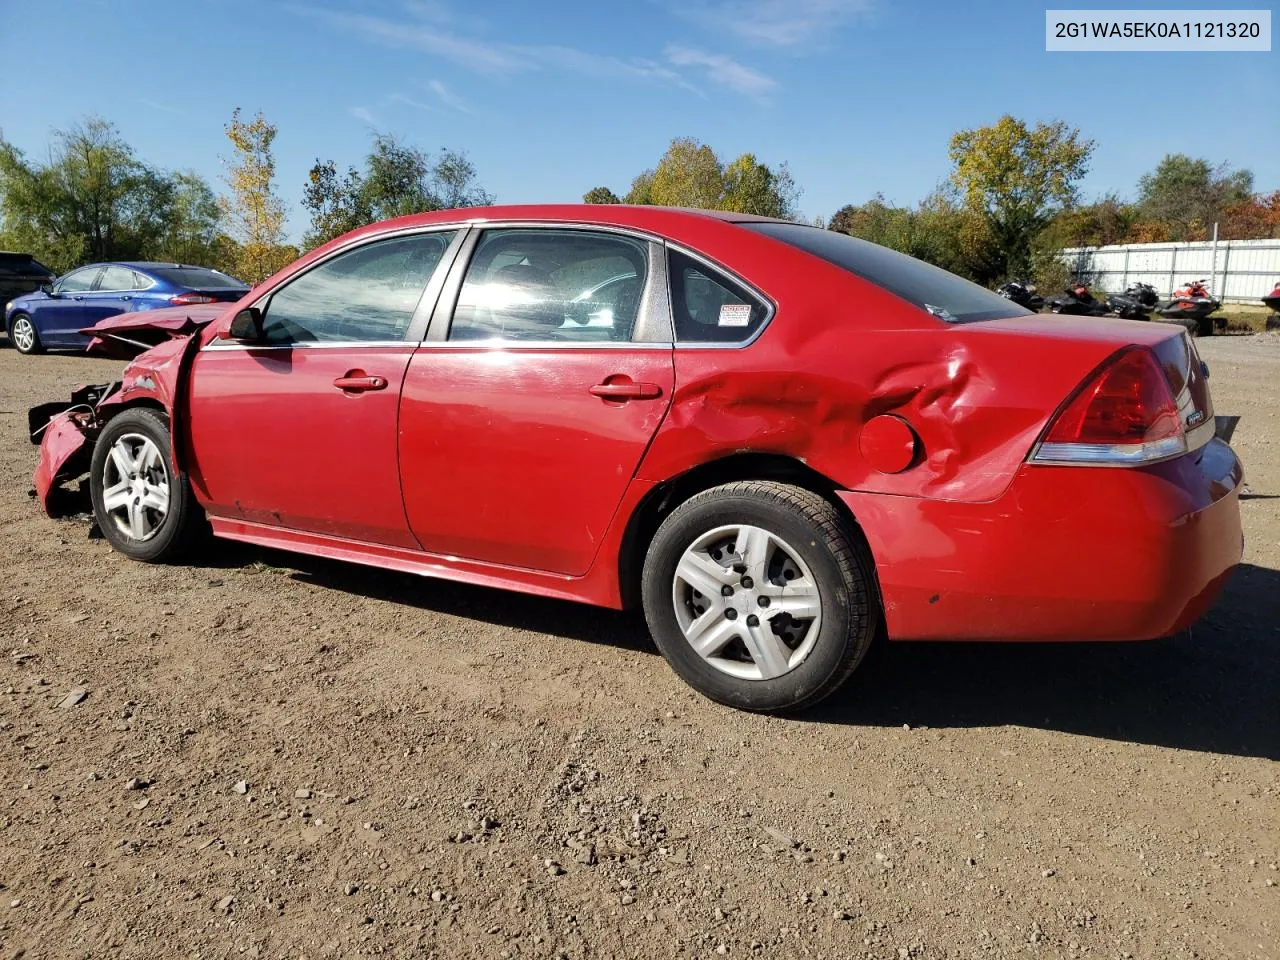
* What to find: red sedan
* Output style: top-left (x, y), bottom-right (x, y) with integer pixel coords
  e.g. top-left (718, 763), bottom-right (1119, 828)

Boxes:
top-left (30, 206), bottom-right (1244, 712)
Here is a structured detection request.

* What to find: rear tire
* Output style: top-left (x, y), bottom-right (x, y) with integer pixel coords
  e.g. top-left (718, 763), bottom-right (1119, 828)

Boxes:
top-left (9, 314), bottom-right (41, 354)
top-left (641, 481), bottom-right (878, 713)
top-left (89, 408), bottom-right (202, 563)
top-left (1196, 315), bottom-right (1215, 337)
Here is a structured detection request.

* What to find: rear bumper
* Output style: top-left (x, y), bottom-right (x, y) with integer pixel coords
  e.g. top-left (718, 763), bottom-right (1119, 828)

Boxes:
top-left (841, 438), bottom-right (1244, 642)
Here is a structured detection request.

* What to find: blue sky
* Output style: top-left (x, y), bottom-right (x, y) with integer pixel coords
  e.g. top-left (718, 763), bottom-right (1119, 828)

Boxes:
top-left (2, 0), bottom-right (1276, 240)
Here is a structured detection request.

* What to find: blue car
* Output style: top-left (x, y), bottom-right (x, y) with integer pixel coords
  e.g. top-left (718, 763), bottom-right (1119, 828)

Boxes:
top-left (4, 261), bottom-right (249, 355)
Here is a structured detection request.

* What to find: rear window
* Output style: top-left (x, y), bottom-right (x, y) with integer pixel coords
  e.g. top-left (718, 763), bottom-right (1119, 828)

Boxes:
top-left (148, 266), bottom-right (247, 290)
top-left (745, 222), bottom-right (1030, 324)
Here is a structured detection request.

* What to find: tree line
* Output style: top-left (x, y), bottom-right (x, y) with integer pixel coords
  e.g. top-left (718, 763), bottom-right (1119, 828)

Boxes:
top-left (2, 111), bottom-right (1277, 292)
top-left (0, 111), bottom-right (493, 283)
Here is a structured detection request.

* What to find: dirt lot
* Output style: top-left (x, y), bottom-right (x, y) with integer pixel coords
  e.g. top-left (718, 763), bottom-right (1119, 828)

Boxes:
top-left (1, 333), bottom-right (1277, 960)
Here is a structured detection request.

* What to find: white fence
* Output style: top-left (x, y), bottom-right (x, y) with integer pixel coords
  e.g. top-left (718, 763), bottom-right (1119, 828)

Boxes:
top-left (1061, 239), bottom-right (1280, 303)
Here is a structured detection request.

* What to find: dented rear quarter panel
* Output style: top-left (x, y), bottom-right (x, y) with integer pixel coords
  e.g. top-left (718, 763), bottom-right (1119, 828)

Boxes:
top-left (640, 226), bottom-right (1186, 504)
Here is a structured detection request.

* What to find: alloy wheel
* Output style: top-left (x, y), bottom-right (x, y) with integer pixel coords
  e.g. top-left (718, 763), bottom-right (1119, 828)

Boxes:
top-left (671, 524), bottom-right (822, 681)
top-left (100, 433), bottom-right (170, 542)
top-left (11, 316), bottom-right (35, 353)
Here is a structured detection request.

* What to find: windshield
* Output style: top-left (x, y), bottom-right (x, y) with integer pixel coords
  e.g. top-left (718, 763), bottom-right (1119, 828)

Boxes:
top-left (149, 266), bottom-right (248, 290)
top-left (745, 222), bottom-right (1031, 323)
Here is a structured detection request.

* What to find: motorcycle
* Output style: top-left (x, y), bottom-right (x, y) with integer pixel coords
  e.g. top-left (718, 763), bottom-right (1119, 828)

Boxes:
top-left (1156, 279), bottom-right (1222, 337)
top-left (1123, 282), bottom-right (1159, 308)
top-left (1047, 282), bottom-right (1108, 316)
top-left (998, 280), bottom-right (1044, 311)
top-left (1104, 289), bottom-right (1153, 320)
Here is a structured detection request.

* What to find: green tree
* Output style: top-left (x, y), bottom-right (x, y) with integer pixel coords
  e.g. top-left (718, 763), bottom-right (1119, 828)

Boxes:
top-left (0, 117), bottom-right (170, 271)
top-left (583, 186), bottom-right (621, 204)
top-left (0, 118), bottom-right (233, 274)
top-left (155, 171), bottom-right (226, 266)
top-left (302, 134), bottom-right (492, 249)
top-left (220, 108), bottom-right (292, 282)
top-left (1136, 154), bottom-right (1253, 240)
top-left (623, 170), bottom-right (656, 205)
top-left (1037, 193), bottom-right (1136, 251)
top-left (722, 154), bottom-right (799, 218)
top-left (827, 188), bottom-right (998, 285)
top-left (949, 115), bottom-right (1093, 280)
top-left (606, 137), bottom-right (799, 218)
top-left (649, 137), bottom-right (724, 209)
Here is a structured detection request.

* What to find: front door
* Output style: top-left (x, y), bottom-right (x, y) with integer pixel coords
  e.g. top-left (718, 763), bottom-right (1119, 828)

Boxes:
top-left (39, 266), bottom-right (103, 346)
top-left (186, 229), bottom-right (462, 548)
top-left (72, 264), bottom-right (143, 339)
top-left (399, 227), bottom-right (674, 576)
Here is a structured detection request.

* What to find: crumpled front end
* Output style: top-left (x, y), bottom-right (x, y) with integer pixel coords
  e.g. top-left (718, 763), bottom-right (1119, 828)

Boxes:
top-left (82, 304), bottom-right (225, 359)
top-left (29, 382), bottom-right (118, 516)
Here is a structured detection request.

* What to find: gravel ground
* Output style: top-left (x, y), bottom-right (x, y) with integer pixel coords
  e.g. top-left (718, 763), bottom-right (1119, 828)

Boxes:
top-left (1, 333), bottom-right (1277, 960)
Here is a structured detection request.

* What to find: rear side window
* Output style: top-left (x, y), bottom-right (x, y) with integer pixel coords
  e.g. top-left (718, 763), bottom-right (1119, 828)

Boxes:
top-left (449, 229), bottom-right (648, 343)
top-left (98, 265), bottom-right (139, 291)
top-left (745, 222), bottom-right (1029, 324)
top-left (150, 266), bottom-right (247, 290)
top-left (669, 250), bottom-right (769, 343)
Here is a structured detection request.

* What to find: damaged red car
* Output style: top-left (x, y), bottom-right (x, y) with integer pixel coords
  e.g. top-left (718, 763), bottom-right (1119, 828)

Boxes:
top-left (29, 206), bottom-right (1245, 712)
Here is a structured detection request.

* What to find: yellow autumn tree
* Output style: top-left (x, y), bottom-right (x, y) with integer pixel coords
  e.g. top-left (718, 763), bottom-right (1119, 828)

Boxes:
top-left (219, 108), bottom-right (294, 283)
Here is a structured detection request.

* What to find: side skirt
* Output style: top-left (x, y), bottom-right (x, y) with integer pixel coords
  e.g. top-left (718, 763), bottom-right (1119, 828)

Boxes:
top-left (207, 517), bottom-right (617, 609)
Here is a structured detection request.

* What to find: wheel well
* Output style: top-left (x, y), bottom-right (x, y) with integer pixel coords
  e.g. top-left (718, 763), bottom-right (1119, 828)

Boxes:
top-left (98, 398), bottom-right (167, 432)
top-left (617, 453), bottom-right (867, 610)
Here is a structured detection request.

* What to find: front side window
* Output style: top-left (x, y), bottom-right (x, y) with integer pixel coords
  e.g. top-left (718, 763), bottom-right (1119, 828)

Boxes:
top-left (56, 268), bottom-right (101, 294)
top-left (449, 229), bottom-right (647, 343)
top-left (669, 250), bottom-right (769, 343)
top-left (262, 231), bottom-right (457, 344)
top-left (98, 265), bottom-right (139, 291)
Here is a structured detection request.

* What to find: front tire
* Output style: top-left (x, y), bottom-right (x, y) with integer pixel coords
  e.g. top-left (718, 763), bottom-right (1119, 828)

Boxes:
top-left (641, 481), bottom-right (878, 712)
top-left (9, 314), bottom-right (41, 354)
top-left (89, 408), bottom-right (202, 562)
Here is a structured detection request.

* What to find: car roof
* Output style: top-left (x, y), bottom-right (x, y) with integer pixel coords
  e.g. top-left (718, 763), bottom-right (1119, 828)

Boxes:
top-left (356, 204), bottom-right (792, 234)
top-left (64, 261), bottom-right (237, 276)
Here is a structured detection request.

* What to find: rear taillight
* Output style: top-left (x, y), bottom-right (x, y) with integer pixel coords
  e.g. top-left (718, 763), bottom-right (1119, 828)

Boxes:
top-left (1031, 347), bottom-right (1186, 466)
top-left (169, 293), bottom-right (216, 305)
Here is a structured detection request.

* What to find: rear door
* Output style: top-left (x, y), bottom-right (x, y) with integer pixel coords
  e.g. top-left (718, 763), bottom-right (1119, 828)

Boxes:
top-left (398, 226), bottom-right (674, 576)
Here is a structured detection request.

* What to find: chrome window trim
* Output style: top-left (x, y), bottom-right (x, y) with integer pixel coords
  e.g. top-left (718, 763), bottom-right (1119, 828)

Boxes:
top-left (664, 241), bottom-right (776, 349)
top-left (94, 265), bottom-right (144, 294)
top-left (236, 225), bottom-right (468, 349)
top-left (54, 266), bottom-right (103, 295)
top-left (412, 340), bottom-right (672, 352)
top-left (427, 223), bottom-right (673, 348)
top-left (203, 340), bottom-right (414, 352)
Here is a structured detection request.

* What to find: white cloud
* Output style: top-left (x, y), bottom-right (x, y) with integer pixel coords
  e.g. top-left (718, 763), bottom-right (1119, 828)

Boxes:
top-left (665, 45), bottom-right (776, 98)
top-left (139, 98), bottom-right (186, 116)
top-left (292, 5), bottom-right (530, 75)
top-left (388, 92), bottom-right (440, 113)
top-left (677, 0), bottom-right (874, 47)
top-left (349, 106), bottom-right (378, 125)
top-left (427, 79), bottom-right (474, 114)
top-left (292, 4), bottom-right (708, 96)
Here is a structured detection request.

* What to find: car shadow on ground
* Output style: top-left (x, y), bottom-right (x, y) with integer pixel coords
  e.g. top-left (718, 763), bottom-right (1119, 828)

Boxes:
top-left (243, 541), bottom-right (1277, 761)
top-left (808, 562), bottom-right (1280, 761)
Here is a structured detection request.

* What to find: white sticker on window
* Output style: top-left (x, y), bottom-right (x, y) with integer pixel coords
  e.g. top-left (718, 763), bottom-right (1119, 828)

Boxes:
top-left (718, 303), bottom-right (752, 327)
